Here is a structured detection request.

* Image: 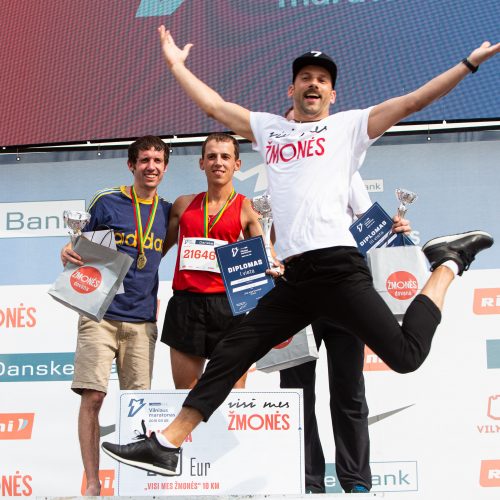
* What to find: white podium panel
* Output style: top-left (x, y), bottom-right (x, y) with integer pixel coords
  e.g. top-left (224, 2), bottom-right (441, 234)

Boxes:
top-left (115, 390), bottom-right (305, 496)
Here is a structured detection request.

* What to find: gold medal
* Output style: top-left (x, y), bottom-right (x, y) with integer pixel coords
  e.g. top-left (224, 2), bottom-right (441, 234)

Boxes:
top-left (130, 186), bottom-right (158, 272)
top-left (137, 253), bottom-right (147, 270)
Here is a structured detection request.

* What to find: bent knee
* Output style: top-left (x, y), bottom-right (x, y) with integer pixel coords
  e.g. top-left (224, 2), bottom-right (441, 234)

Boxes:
top-left (388, 357), bottom-right (424, 374)
top-left (81, 389), bottom-right (106, 409)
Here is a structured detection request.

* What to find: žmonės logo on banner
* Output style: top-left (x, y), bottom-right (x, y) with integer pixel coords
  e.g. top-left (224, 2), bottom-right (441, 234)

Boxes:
top-left (386, 271), bottom-right (418, 300)
top-left (0, 303), bottom-right (37, 329)
top-left (1, 470), bottom-right (33, 497)
top-left (70, 267), bottom-right (102, 294)
top-left (115, 390), bottom-right (304, 496)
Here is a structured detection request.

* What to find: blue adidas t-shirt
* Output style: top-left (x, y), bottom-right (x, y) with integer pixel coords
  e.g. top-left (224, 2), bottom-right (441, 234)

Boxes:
top-left (84, 186), bottom-right (171, 323)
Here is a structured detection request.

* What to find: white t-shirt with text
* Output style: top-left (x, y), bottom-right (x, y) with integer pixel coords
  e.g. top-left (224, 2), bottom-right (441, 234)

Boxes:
top-left (250, 109), bottom-right (377, 260)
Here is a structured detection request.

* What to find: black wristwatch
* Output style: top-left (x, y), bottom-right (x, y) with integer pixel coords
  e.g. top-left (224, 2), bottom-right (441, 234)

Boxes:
top-left (462, 58), bottom-right (478, 73)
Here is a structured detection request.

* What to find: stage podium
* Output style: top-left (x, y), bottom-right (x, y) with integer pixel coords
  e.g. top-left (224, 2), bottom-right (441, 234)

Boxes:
top-left (114, 389), bottom-right (304, 496)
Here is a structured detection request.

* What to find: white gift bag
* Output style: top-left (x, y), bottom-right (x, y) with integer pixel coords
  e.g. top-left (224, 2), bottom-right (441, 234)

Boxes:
top-left (255, 325), bottom-right (319, 373)
top-left (82, 229), bottom-right (125, 294)
top-left (48, 235), bottom-right (133, 322)
top-left (367, 245), bottom-right (430, 320)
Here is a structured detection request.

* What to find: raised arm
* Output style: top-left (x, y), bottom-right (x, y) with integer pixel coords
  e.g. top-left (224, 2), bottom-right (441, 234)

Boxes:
top-left (368, 41), bottom-right (499, 139)
top-left (158, 27), bottom-right (254, 142)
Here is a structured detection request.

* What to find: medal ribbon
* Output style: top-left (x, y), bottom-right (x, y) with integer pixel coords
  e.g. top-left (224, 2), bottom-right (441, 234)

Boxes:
top-left (130, 186), bottom-right (158, 258)
top-left (203, 188), bottom-right (236, 238)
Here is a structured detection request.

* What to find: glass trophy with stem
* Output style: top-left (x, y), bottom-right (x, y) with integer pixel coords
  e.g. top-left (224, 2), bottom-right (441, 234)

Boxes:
top-left (63, 210), bottom-right (91, 245)
top-left (395, 188), bottom-right (418, 218)
top-left (394, 188), bottom-right (417, 245)
top-left (251, 193), bottom-right (274, 265)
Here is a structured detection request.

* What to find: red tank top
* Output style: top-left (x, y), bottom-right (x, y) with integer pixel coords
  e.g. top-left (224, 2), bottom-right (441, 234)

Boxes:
top-left (172, 192), bottom-right (245, 293)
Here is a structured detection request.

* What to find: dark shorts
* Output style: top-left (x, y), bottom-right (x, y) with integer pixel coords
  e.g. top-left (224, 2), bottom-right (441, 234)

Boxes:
top-left (161, 290), bottom-right (246, 358)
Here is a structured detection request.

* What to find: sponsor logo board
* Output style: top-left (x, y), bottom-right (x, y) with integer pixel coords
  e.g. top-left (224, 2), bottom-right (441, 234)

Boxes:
top-left (0, 352), bottom-right (119, 382)
top-left (1, 471), bottom-right (33, 497)
top-left (0, 304), bottom-right (37, 329)
top-left (0, 413), bottom-right (35, 439)
top-left (0, 352), bottom-right (74, 381)
top-left (0, 200), bottom-right (85, 238)
top-left (364, 346), bottom-right (391, 371)
top-left (116, 390), bottom-right (303, 495)
top-left (364, 179), bottom-right (384, 193)
top-left (480, 460), bottom-right (500, 487)
top-left (325, 461), bottom-right (418, 493)
top-left (81, 470), bottom-right (115, 496)
top-left (477, 395), bottom-right (500, 434)
top-left (486, 340), bottom-right (500, 369)
top-left (474, 288), bottom-right (500, 315)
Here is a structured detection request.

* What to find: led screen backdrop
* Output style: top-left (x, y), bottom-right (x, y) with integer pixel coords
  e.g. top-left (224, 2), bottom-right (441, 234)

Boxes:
top-left (1, 0), bottom-right (499, 147)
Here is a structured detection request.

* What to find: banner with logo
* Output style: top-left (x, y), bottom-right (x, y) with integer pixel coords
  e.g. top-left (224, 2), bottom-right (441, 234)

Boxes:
top-left (1, 136), bottom-right (500, 498)
top-left (114, 390), bottom-right (304, 496)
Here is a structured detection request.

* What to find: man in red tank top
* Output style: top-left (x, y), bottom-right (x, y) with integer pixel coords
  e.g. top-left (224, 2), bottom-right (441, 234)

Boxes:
top-left (161, 132), bottom-right (270, 389)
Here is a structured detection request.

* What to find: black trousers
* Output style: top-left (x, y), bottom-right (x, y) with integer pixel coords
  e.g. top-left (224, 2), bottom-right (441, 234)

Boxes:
top-left (184, 246), bottom-right (441, 421)
top-left (280, 319), bottom-right (371, 493)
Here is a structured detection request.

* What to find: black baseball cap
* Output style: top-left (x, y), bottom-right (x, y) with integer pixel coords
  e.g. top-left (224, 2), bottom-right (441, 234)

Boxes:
top-left (292, 51), bottom-right (337, 88)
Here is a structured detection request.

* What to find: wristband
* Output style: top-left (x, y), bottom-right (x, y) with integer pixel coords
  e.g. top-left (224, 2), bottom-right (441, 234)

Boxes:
top-left (462, 58), bottom-right (478, 73)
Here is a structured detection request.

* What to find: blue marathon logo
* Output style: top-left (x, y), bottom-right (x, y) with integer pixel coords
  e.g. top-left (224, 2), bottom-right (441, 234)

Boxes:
top-left (136, 0), bottom-right (186, 17)
top-left (486, 339), bottom-right (500, 369)
top-left (0, 352), bottom-right (75, 382)
top-left (128, 398), bottom-right (147, 417)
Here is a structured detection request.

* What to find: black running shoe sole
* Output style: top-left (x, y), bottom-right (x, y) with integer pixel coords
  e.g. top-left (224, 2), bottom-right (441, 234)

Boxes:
top-left (422, 230), bottom-right (493, 251)
top-left (101, 445), bottom-right (179, 476)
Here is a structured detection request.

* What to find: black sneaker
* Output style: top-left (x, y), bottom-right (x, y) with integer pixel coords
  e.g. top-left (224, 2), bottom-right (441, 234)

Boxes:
top-left (422, 230), bottom-right (494, 276)
top-left (101, 420), bottom-right (181, 476)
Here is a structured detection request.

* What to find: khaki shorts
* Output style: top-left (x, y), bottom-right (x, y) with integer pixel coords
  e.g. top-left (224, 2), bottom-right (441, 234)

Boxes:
top-left (72, 316), bottom-right (158, 394)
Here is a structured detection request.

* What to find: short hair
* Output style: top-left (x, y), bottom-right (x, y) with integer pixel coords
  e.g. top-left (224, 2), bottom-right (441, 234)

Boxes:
top-left (201, 132), bottom-right (240, 160)
top-left (128, 135), bottom-right (170, 165)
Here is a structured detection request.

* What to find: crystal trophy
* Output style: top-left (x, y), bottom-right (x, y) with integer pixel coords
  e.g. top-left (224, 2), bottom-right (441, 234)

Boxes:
top-left (251, 194), bottom-right (274, 264)
top-left (395, 188), bottom-right (418, 218)
top-left (63, 210), bottom-right (91, 244)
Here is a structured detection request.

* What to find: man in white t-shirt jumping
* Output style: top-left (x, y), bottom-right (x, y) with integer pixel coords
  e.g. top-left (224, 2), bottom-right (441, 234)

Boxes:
top-left (101, 29), bottom-right (498, 476)
top-left (279, 106), bottom-right (410, 494)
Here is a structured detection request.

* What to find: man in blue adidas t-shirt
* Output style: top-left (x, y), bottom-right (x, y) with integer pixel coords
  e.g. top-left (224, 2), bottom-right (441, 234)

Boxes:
top-left (61, 135), bottom-right (172, 495)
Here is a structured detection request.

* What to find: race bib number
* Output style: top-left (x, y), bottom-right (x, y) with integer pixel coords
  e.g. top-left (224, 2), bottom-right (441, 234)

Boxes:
top-left (179, 237), bottom-right (227, 273)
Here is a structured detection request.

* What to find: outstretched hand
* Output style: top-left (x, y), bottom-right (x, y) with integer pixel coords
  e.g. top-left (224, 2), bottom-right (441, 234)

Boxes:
top-left (158, 26), bottom-right (193, 69)
top-left (468, 41), bottom-right (500, 66)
